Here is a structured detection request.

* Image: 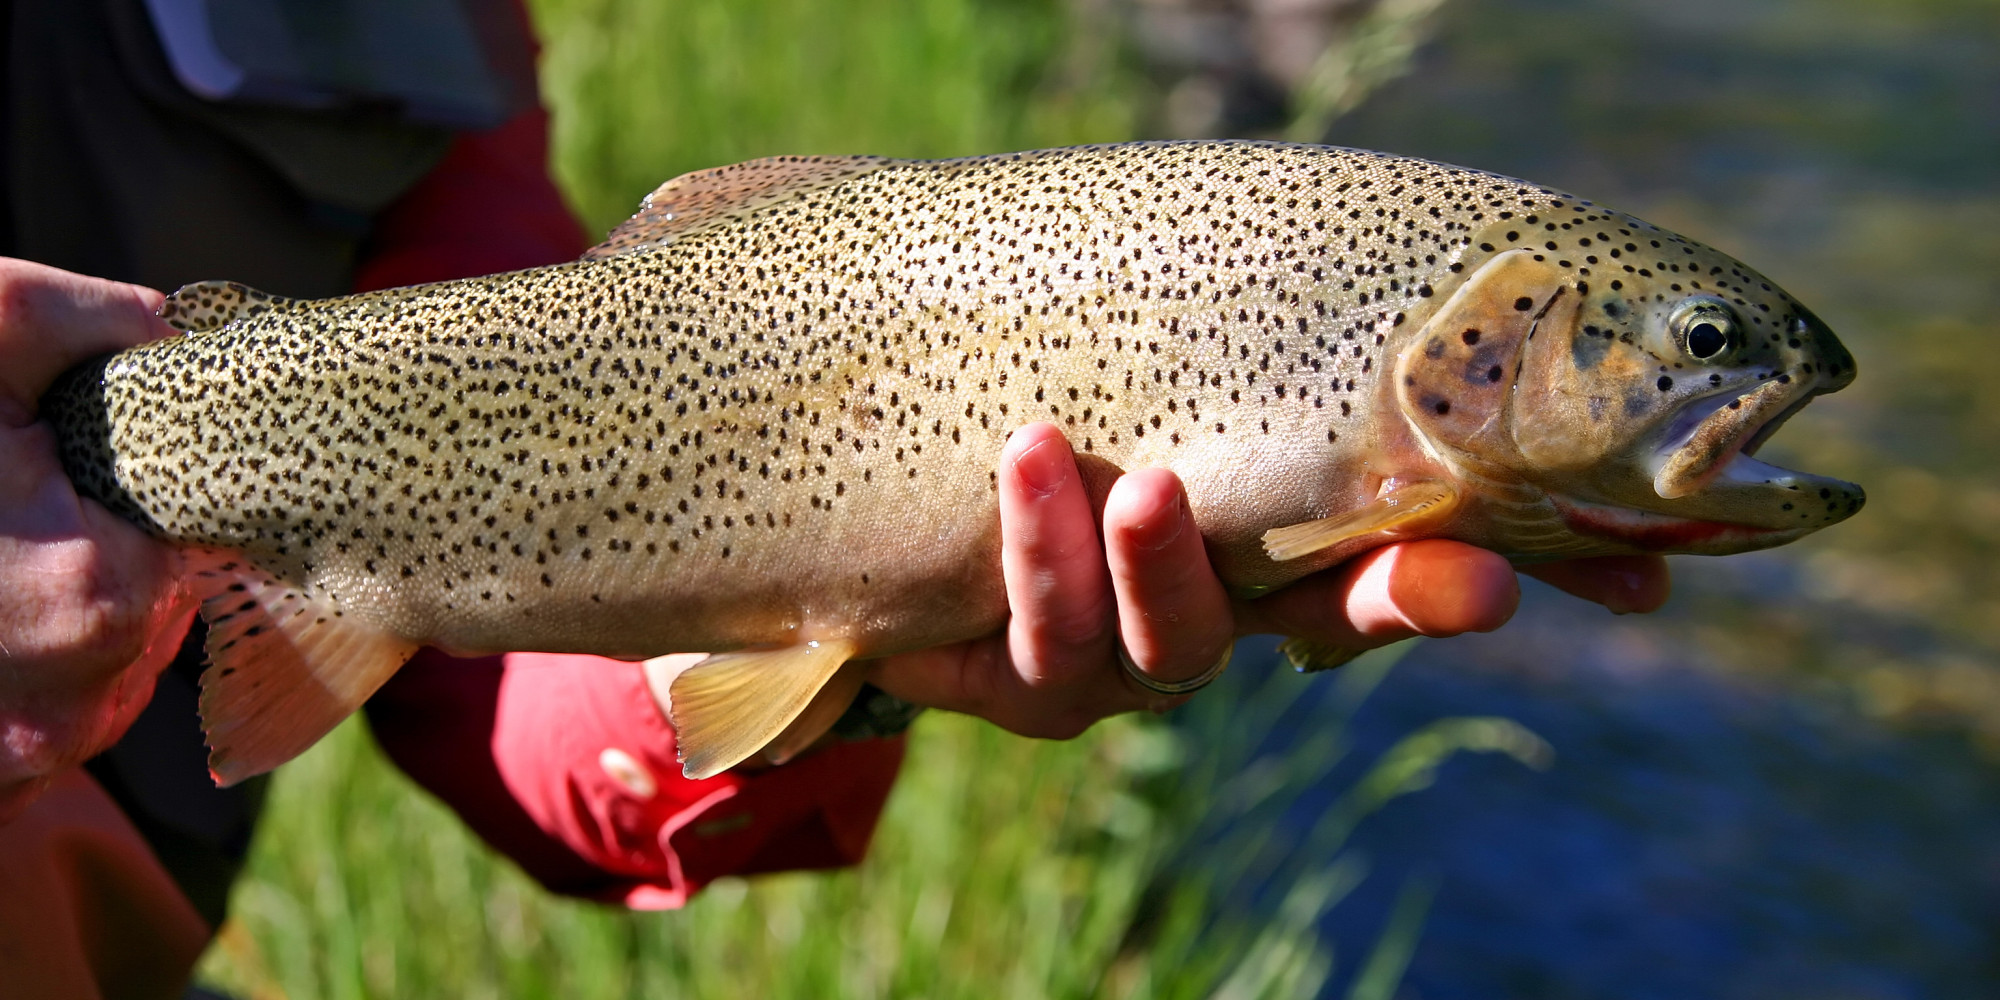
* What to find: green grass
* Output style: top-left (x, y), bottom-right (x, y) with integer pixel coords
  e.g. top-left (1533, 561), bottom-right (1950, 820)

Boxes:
top-left (191, 3), bottom-right (1517, 995)
top-left (196, 697), bottom-right (1183, 999)
top-left (528, 0), bottom-right (1147, 235)
top-left (196, 639), bottom-right (1542, 1000)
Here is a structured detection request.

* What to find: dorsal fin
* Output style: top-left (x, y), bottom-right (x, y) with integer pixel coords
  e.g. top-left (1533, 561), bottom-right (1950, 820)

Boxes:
top-left (158, 280), bottom-right (295, 332)
top-left (583, 155), bottom-right (894, 260)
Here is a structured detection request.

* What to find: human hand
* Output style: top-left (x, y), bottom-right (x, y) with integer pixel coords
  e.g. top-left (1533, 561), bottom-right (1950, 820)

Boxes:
top-left (865, 423), bottom-right (1670, 739)
top-left (0, 259), bottom-right (189, 823)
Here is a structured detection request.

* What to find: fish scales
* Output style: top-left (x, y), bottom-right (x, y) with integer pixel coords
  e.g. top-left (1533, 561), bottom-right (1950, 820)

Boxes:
top-left (56, 144), bottom-right (1471, 654)
top-left (43, 141), bottom-right (1864, 780)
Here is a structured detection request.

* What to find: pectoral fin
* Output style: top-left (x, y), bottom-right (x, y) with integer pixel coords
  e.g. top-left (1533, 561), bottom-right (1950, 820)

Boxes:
top-left (1277, 638), bottom-right (1364, 674)
top-left (668, 638), bottom-right (862, 780)
top-left (1261, 480), bottom-right (1461, 562)
top-left (185, 550), bottom-right (419, 786)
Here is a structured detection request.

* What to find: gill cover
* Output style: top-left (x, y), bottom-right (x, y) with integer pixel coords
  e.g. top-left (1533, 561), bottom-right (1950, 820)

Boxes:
top-left (1508, 271), bottom-right (1662, 475)
top-left (1396, 250), bottom-right (1575, 461)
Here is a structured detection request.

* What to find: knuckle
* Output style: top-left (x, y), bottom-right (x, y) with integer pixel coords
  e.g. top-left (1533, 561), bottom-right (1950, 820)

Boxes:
top-left (0, 275), bottom-right (39, 332)
top-left (1035, 594), bottom-right (1115, 651)
top-left (951, 646), bottom-right (1002, 716)
top-left (7, 554), bottom-right (150, 671)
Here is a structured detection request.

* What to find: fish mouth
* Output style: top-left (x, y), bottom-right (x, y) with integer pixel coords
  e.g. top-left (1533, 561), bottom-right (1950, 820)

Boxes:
top-left (1598, 369), bottom-right (1866, 543)
top-left (1650, 375), bottom-right (1815, 501)
top-left (1555, 381), bottom-right (1858, 552)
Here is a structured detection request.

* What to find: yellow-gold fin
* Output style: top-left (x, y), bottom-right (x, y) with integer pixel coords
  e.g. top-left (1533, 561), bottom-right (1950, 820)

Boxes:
top-left (1262, 480), bottom-right (1460, 562)
top-left (668, 638), bottom-right (862, 780)
top-left (1277, 638), bottom-right (1364, 674)
top-left (185, 549), bottom-right (419, 786)
top-left (158, 280), bottom-right (295, 332)
top-left (584, 155), bottom-right (893, 260)
top-left (761, 661), bottom-right (870, 767)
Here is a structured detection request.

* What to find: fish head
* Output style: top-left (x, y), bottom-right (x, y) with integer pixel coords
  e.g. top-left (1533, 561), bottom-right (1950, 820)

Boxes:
top-left (1396, 230), bottom-right (1863, 556)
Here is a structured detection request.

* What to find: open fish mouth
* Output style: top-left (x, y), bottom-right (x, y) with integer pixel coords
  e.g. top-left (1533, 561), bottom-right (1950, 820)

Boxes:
top-left (1650, 374), bottom-right (1817, 501)
top-left (1549, 372), bottom-right (1864, 553)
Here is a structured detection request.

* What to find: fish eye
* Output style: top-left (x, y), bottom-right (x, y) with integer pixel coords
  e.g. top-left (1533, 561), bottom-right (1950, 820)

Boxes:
top-left (1670, 298), bottom-right (1738, 362)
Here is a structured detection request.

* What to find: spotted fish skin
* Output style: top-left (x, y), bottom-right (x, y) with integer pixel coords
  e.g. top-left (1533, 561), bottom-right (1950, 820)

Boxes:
top-left (42, 141), bottom-right (1863, 779)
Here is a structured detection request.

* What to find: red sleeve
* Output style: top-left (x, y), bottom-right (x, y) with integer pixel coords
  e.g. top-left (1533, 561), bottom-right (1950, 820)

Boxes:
top-left (350, 107), bottom-right (589, 292)
top-left (352, 110), bottom-right (905, 905)
top-left (366, 652), bottom-right (905, 908)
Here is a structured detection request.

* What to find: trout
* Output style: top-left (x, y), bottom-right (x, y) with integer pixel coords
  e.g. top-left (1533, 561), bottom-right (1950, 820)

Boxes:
top-left (42, 141), bottom-right (1863, 781)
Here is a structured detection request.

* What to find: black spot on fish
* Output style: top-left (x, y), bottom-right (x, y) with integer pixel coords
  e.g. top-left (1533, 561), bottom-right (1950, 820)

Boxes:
top-left (1461, 328), bottom-right (1481, 345)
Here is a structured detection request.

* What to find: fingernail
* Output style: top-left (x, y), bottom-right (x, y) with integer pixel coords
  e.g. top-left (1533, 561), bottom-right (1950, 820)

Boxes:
top-left (1013, 438), bottom-right (1068, 497)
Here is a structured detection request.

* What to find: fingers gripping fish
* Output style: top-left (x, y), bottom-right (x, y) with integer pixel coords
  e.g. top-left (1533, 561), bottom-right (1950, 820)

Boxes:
top-left (41, 141), bottom-right (1864, 783)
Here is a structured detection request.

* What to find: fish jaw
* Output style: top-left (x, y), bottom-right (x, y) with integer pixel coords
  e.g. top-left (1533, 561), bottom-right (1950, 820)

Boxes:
top-left (1633, 301), bottom-right (1865, 539)
top-left (1542, 366), bottom-right (1866, 552)
top-left (1551, 455), bottom-right (1862, 555)
top-left (1543, 378), bottom-right (1865, 555)
top-left (1650, 376), bottom-right (1802, 500)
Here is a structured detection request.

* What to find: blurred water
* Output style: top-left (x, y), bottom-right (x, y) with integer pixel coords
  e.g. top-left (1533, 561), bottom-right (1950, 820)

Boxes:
top-left (1212, 597), bottom-right (2000, 999)
top-left (1170, 0), bottom-right (2000, 995)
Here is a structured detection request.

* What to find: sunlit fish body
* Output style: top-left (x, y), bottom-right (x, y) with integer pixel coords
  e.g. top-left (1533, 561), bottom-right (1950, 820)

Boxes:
top-left (43, 141), bottom-right (1863, 781)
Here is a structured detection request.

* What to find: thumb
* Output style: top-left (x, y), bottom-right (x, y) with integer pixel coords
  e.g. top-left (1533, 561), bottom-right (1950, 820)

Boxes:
top-left (0, 259), bottom-right (173, 422)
